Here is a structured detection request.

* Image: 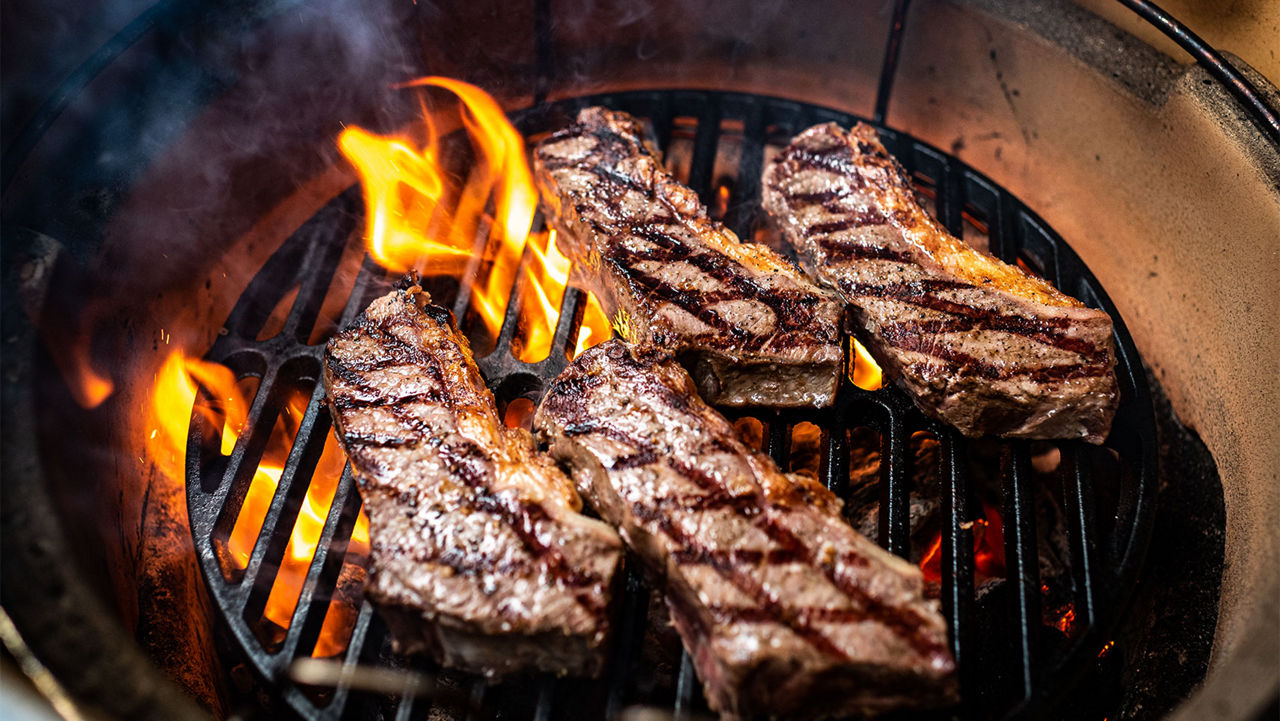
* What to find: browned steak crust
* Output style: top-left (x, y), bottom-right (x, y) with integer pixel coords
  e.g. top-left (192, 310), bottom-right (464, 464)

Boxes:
top-left (323, 283), bottom-right (622, 677)
top-left (533, 107), bottom-right (844, 408)
top-left (762, 123), bottom-right (1119, 443)
top-left (534, 340), bottom-right (958, 719)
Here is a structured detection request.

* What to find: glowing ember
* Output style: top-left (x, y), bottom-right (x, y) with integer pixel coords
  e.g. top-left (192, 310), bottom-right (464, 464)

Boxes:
top-left (1054, 605), bottom-right (1077, 635)
top-left (848, 338), bottom-right (884, 391)
top-left (146, 350), bottom-right (369, 656)
top-left (339, 76), bottom-right (538, 344)
top-left (919, 501), bottom-right (1006, 585)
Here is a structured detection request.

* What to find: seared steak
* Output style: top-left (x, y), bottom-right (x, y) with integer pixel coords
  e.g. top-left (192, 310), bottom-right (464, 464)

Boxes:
top-left (534, 340), bottom-right (958, 719)
top-left (533, 107), bottom-right (843, 408)
top-left (762, 123), bottom-right (1119, 443)
top-left (323, 282), bottom-right (622, 677)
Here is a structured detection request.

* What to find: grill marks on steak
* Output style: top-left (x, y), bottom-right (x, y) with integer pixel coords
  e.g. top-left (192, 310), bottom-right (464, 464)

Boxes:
top-left (763, 123), bottom-right (1119, 443)
top-left (533, 107), bottom-right (843, 408)
top-left (534, 341), bottom-right (957, 719)
top-left (322, 284), bottom-right (622, 678)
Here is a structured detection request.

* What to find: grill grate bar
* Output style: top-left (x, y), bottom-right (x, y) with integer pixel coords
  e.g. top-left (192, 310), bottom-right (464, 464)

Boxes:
top-left (393, 692), bottom-right (415, 721)
top-left (604, 566), bottom-right (651, 720)
top-left (1063, 444), bottom-right (1099, 628)
top-left (674, 652), bottom-right (700, 716)
top-left (940, 428), bottom-right (977, 704)
top-left (450, 170), bottom-right (501, 324)
top-left (281, 189), bottom-right (362, 343)
top-left (279, 464), bottom-right (362, 661)
top-left (189, 90), bottom-right (1157, 721)
top-left (202, 361), bottom-right (287, 583)
top-left (724, 98), bottom-right (766, 240)
top-left (532, 677), bottom-right (555, 721)
top-left (330, 601), bottom-right (378, 715)
top-left (489, 234), bottom-right (539, 358)
top-left (877, 399), bottom-right (912, 558)
top-left (336, 256), bottom-right (394, 330)
top-left (684, 93), bottom-right (723, 208)
top-left (239, 380), bottom-right (332, 629)
top-left (1001, 442), bottom-right (1042, 698)
top-left (819, 424), bottom-right (842, 496)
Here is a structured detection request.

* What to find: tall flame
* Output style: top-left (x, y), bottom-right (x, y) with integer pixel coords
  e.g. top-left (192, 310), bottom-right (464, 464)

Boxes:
top-left (340, 77), bottom-right (616, 362)
top-left (146, 351), bottom-right (368, 656)
top-left (339, 76), bottom-right (537, 342)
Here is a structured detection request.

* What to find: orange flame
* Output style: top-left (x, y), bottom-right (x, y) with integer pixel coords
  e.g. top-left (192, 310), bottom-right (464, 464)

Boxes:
top-left (146, 350), bottom-right (369, 656)
top-left (67, 343), bottom-right (114, 409)
top-left (919, 501), bottom-right (1006, 585)
top-left (148, 350), bottom-right (248, 481)
top-left (572, 291), bottom-right (613, 360)
top-left (514, 230), bottom-right (572, 362)
top-left (236, 390), bottom-right (370, 652)
top-left (714, 182), bottom-right (731, 218)
top-left (339, 76), bottom-right (536, 343)
top-left (849, 338), bottom-right (884, 391)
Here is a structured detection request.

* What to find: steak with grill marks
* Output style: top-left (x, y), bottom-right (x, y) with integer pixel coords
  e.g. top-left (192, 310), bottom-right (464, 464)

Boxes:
top-left (533, 107), bottom-right (843, 408)
top-left (322, 282), bottom-right (622, 677)
top-left (762, 123), bottom-right (1119, 443)
top-left (534, 340), bottom-right (958, 720)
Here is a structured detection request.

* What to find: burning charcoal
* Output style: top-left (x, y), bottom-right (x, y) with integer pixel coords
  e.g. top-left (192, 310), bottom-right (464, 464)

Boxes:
top-left (846, 426), bottom-right (882, 539)
top-left (840, 428), bottom-right (945, 553)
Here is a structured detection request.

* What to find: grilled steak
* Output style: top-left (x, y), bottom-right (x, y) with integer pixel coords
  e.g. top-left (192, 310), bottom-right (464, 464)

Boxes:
top-left (533, 107), bottom-right (843, 408)
top-left (323, 282), bottom-right (622, 677)
top-left (762, 123), bottom-right (1119, 443)
top-left (534, 340), bottom-right (958, 719)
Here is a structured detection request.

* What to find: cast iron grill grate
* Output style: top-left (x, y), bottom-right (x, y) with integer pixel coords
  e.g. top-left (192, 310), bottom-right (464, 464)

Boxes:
top-left (186, 90), bottom-right (1157, 720)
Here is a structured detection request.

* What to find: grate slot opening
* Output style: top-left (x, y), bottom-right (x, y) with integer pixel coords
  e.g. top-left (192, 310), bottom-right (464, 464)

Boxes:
top-left (205, 362), bottom-right (292, 583)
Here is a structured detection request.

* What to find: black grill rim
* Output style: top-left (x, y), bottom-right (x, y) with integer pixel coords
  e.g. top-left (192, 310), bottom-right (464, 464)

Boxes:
top-left (185, 89), bottom-right (1158, 721)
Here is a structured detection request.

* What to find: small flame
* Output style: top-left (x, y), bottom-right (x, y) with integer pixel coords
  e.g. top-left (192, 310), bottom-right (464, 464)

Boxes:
top-left (572, 291), bottom-right (613, 360)
top-left (339, 76), bottom-right (537, 343)
top-left (146, 350), bottom-right (368, 656)
top-left (69, 350), bottom-right (114, 409)
top-left (849, 339), bottom-right (884, 391)
top-left (514, 230), bottom-right (572, 362)
top-left (713, 182), bottom-right (731, 218)
top-left (148, 350), bottom-right (248, 481)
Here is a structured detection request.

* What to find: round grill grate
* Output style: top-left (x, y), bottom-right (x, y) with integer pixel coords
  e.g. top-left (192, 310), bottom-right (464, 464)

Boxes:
top-left (186, 90), bottom-right (1157, 720)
